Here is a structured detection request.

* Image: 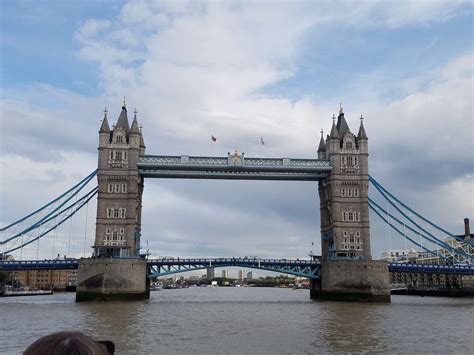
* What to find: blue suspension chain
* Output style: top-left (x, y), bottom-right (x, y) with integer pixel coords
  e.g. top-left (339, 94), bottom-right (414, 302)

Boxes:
top-left (368, 201), bottom-right (448, 260)
top-left (0, 170), bottom-right (97, 232)
top-left (369, 177), bottom-right (473, 260)
top-left (5, 188), bottom-right (98, 253)
top-left (369, 197), bottom-right (455, 257)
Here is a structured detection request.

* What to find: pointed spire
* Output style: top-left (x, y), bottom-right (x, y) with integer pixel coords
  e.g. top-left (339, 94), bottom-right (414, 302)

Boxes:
top-left (330, 114), bottom-right (339, 139)
top-left (115, 99), bottom-right (130, 132)
top-left (139, 125), bottom-right (146, 149)
top-left (336, 103), bottom-right (350, 137)
top-left (131, 109), bottom-right (140, 134)
top-left (357, 114), bottom-right (368, 140)
top-left (99, 107), bottom-right (111, 133)
top-left (317, 129), bottom-right (326, 152)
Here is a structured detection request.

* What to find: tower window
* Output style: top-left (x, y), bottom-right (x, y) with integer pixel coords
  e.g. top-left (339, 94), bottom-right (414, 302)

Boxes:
top-left (345, 141), bottom-right (353, 149)
top-left (116, 135), bottom-right (123, 144)
top-left (122, 184), bottom-right (127, 193)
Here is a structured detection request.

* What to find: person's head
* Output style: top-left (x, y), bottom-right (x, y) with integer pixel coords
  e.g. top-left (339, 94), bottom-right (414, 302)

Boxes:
top-left (24, 331), bottom-right (114, 355)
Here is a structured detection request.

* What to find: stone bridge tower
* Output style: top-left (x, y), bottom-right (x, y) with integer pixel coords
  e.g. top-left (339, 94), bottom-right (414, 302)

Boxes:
top-left (312, 106), bottom-right (390, 302)
top-left (76, 100), bottom-right (149, 302)
top-left (94, 100), bottom-right (146, 257)
top-left (318, 106), bottom-right (370, 261)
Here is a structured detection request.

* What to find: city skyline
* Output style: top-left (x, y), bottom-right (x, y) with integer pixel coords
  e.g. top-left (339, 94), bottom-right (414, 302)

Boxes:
top-left (1, 1), bottom-right (472, 260)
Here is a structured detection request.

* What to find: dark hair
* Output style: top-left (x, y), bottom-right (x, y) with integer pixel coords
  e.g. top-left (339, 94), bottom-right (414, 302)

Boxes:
top-left (23, 331), bottom-right (114, 355)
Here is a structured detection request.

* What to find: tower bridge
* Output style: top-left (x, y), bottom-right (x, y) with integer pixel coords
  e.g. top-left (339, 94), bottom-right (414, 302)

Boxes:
top-left (3, 99), bottom-right (471, 302)
top-left (74, 100), bottom-right (391, 302)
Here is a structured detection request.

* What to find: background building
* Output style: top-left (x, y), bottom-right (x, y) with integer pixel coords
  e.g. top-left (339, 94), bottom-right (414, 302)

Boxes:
top-left (206, 267), bottom-right (215, 280)
top-left (15, 269), bottom-right (77, 290)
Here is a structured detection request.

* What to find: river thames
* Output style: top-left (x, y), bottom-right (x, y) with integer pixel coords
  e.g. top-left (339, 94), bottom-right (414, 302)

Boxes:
top-left (1, 288), bottom-right (472, 354)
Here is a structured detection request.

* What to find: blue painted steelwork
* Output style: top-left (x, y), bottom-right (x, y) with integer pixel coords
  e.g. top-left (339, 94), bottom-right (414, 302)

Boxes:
top-left (0, 170), bottom-right (97, 233)
top-left (388, 263), bottom-right (474, 275)
top-left (369, 175), bottom-right (472, 248)
top-left (369, 176), bottom-right (463, 241)
top-left (2, 187), bottom-right (98, 253)
top-left (0, 259), bottom-right (78, 270)
top-left (147, 258), bottom-right (321, 279)
top-left (368, 199), bottom-right (450, 261)
top-left (137, 155), bottom-right (331, 181)
top-left (369, 177), bottom-right (473, 262)
top-left (1, 259), bottom-right (473, 277)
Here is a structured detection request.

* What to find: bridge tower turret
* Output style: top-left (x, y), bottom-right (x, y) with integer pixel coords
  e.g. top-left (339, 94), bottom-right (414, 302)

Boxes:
top-left (94, 100), bottom-right (145, 258)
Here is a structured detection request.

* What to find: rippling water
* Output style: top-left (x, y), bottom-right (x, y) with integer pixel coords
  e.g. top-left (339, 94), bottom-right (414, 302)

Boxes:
top-left (1, 288), bottom-right (473, 354)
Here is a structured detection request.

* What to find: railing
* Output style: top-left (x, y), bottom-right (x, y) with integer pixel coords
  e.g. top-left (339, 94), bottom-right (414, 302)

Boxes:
top-left (138, 155), bottom-right (331, 170)
top-left (0, 259), bottom-right (78, 270)
top-left (388, 263), bottom-right (474, 275)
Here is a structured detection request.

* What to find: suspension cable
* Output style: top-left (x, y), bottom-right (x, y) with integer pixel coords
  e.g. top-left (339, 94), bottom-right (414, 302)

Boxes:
top-left (369, 180), bottom-right (473, 260)
top-left (368, 201), bottom-right (448, 260)
top-left (4, 189), bottom-right (98, 253)
top-left (1, 187), bottom-right (97, 245)
top-left (0, 170), bottom-right (97, 231)
top-left (369, 198), bottom-right (459, 255)
top-left (369, 175), bottom-right (460, 239)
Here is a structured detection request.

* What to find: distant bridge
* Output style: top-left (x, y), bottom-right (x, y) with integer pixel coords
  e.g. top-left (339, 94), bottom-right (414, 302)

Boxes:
top-left (147, 258), bottom-right (320, 279)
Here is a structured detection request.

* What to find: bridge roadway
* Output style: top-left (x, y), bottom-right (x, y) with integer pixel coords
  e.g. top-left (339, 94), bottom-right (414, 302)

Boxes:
top-left (1, 259), bottom-right (473, 278)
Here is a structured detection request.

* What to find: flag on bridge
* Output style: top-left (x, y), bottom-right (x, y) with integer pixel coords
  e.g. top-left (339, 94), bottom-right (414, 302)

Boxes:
top-left (260, 137), bottom-right (265, 146)
top-left (211, 135), bottom-right (217, 142)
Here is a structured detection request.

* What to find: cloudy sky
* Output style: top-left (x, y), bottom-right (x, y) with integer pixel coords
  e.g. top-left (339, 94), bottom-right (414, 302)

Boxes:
top-left (1, 0), bottom-right (473, 264)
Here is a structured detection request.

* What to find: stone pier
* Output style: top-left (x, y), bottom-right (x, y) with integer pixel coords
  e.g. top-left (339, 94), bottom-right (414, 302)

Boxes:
top-left (310, 260), bottom-right (390, 302)
top-left (76, 258), bottom-right (149, 302)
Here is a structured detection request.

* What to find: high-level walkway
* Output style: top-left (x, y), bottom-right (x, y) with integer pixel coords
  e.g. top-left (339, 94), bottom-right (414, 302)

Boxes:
top-left (137, 155), bottom-right (332, 180)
